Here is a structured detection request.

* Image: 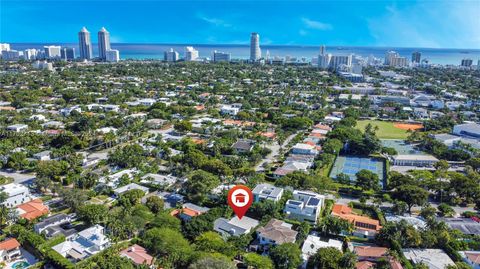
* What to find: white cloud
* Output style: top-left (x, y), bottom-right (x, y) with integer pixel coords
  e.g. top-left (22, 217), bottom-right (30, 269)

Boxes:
top-left (197, 14), bottom-right (231, 28)
top-left (301, 18), bottom-right (332, 30)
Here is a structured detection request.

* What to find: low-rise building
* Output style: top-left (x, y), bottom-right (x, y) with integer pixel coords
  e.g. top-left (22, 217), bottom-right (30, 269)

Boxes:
top-left (403, 248), bottom-right (455, 269)
top-left (460, 251), bottom-right (480, 269)
top-left (284, 190), bottom-right (325, 224)
top-left (0, 238), bottom-right (21, 262)
top-left (331, 204), bottom-right (382, 238)
top-left (252, 183), bottom-right (283, 202)
top-left (17, 199), bottom-right (49, 221)
top-left (354, 246), bottom-right (388, 261)
top-left (0, 183), bottom-right (32, 208)
top-left (120, 244), bottom-right (154, 267)
top-left (113, 183), bottom-right (149, 197)
top-left (291, 143), bottom-right (318, 156)
top-left (392, 154), bottom-right (439, 167)
top-left (453, 123), bottom-right (480, 138)
top-left (232, 139), bottom-right (255, 153)
top-left (33, 150), bottom-right (52, 161)
top-left (254, 219), bottom-right (297, 249)
top-left (439, 217), bottom-right (480, 236)
top-left (141, 173), bottom-right (179, 187)
top-left (301, 234), bottom-right (342, 267)
top-left (52, 225), bottom-right (111, 262)
top-left (171, 203), bottom-right (210, 222)
top-left (6, 124), bottom-right (28, 132)
top-left (34, 213), bottom-right (76, 238)
top-left (220, 105), bottom-right (240, 115)
top-left (214, 216), bottom-right (259, 237)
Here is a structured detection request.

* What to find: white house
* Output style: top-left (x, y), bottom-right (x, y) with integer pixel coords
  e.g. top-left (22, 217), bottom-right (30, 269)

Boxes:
top-left (214, 216), bottom-right (259, 237)
top-left (113, 183), bottom-right (149, 197)
top-left (52, 225), bottom-right (111, 262)
top-left (138, 98), bottom-right (157, 106)
top-left (220, 105), bottom-right (240, 116)
top-left (0, 238), bottom-right (21, 262)
top-left (0, 183), bottom-right (32, 208)
top-left (33, 150), bottom-right (52, 161)
top-left (284, 190), bottom-right (325, 224)
top-left (6, 124), bottom-right (28, 132)
top-left (403, 249), bottom-right (455, 269)
top-left (252, 183), bottom-right (283, 202)
top-left (301, 234), bottom-right (343, 268)
top-left (291, 143), bottom-right (318, 156)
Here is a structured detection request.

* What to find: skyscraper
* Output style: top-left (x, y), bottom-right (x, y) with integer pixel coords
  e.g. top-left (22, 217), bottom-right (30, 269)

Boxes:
top-left (61, 47), bottom-right (76, 61)
top-left (98, 27), bottom-right (111, 61)
top-left (212, 51), bottom-right (231, 62)
top-left (461, 58), bottom-right (473, 67)
top-left (164, 48), bottom-right (179, 62)
top-left (250, 33), bottom-right (261, 61)
top-left (78, 27), bottom-right (92, 60)
top-left (44, 46), bottom-right (61, 59)
top-left (411, 51), bottom-right (421, 63)
top-left (384, 51), bottom-right (399, 65)
top-left (184, 46), bottom-right (199, 61)
top-left (320, 45), bottom-right (326, 55)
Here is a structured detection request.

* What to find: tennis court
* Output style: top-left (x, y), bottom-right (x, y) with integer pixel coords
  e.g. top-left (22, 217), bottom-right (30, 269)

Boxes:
top-left (330, 155), bottom-right (385, 183)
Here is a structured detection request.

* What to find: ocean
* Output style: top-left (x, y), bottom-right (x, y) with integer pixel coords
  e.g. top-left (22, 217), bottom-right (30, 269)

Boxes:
top-left (8, 43), bottom-right (480, 65)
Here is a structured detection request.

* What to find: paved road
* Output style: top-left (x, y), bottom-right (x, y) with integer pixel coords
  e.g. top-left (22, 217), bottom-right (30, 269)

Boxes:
top-left (0, 170), bottom-right (36, 184)
top-left (255, 132), bottom-right (299, 172)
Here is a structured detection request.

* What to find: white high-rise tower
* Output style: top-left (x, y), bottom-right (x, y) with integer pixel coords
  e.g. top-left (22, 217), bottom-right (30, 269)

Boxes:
top-left (78, 27), bottom-right (92, 60)
top-left (98, 27), bottom-right (111, 61)
top-left (250, 33), bottom-right (261, 61)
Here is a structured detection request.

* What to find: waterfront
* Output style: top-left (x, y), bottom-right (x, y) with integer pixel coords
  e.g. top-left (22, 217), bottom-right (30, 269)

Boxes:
top-left (8, 43), bottom-right (480, 65)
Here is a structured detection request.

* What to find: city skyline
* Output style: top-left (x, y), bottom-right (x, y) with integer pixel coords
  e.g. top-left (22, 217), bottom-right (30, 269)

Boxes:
top-left (1, 0), bottom-right (479, 49)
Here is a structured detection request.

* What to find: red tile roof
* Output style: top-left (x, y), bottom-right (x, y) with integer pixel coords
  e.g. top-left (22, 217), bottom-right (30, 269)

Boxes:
top-left (356, 261), bottom-right (375, 269)
top-left (0, 238), bottom-right (20, 251)
top-left (17, 199), bottom-right (49, 221)
top-left (354, 246), bottom-right (388, 258)
top-left (331, 204), bottom-right (381, 231)
top-left (120, 244), bottom-right (153, 266)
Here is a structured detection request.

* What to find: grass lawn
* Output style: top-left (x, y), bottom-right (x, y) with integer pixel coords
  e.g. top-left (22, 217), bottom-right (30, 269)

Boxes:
top-left (355, 120), bottom-right (408, 139)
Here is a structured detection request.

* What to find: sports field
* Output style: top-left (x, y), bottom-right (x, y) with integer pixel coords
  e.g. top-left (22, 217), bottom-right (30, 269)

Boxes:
top-left (355, 120), bottom-right (414, 139)
top-left (329, 155), bottom-right (385, 184)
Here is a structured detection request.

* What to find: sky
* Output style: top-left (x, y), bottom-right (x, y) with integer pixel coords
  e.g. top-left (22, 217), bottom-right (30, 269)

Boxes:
top-left (1, 0), bottom-right (480, 49)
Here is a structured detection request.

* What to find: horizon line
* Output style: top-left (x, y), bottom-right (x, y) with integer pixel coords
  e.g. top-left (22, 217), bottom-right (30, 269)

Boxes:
top-left (3, 42), bottom-right (480, 51)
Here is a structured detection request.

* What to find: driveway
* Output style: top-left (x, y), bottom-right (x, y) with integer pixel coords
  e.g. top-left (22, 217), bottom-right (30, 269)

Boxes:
top-left (0, 170), bottom-right (36, 184)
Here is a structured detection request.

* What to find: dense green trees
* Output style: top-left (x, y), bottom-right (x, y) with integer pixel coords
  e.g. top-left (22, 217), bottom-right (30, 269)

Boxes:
top-left (307, 247), bottom-right (356, 269)
top-left (184, 170), bottom-right (220, 203)
top-left (355, 169), bottom-right (380, 191)
top-left (269, 243), bottom-right (302, 269)
top-left (393, 185), bottom-right (429, 214)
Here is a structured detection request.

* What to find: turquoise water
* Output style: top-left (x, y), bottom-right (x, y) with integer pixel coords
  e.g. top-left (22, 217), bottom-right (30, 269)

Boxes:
top-left (11, 261), bottom-right (30, 269)
top-left (8, 43), bottom-right (480, 65)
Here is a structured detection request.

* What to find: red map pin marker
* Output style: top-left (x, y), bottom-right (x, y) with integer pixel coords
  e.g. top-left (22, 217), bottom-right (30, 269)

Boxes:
top-left (227, 185), bottom-right (253, 219)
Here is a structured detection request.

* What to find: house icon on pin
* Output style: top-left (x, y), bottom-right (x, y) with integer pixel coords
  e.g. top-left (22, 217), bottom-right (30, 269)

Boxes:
top-left (235, 193), bottom-right (246, 203)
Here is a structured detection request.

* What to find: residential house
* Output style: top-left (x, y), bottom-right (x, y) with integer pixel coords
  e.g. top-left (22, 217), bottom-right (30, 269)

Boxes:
top-left (0, 238), bottom-right (21, 262)
top-left (171, 203), bottom-right (210, 222)
top-left (214, 216), bottom-right (259, 237)
top-left (252, 183), bottom-right (283, 202)
top-left (251, 219), bottom-right (297, 252)
top-left (17, 199), bottom-right (49, 221)
top-left (232, 139), bottom-right (255, 153)
top-left (453, 123), bottom-right (480, 138)
top-left (34, 213), bottom-right (76, 238)
top-left (331, 204), bottom-right (382, 238)
top-left (439, 217), bottom-right (480, 236)
top-left (120, 244), bottom-right (154, 267)
top-left (354, 246), bottom-right (388, 261)
top-left (284, 190), bottom-right (325, 224)
top-left (33, 150), bottom-right (52, 161)
top-left (52, 225), bottom-right (111, 262)
top-left (113, 183), bottom-right (149, 198)
top-left (301, 234), bottom-right (342, 268)
top-left (6, 124), bottom-right (28, 132)
top-left (0, 183), bottom-right (32, 208)
top-left (141, 173), bottom-right (179, 187)
top-left (460, 251), bottom-right (480, 269)
top-left (403, 249), bottom-right (455, 269)
top-left (220, 105), bottom-right (239, 116)
top-left (291, 143), bottom-right (318, 156)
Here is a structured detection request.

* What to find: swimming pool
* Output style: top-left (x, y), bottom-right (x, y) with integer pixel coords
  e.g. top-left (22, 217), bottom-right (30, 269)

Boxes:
top-left (11, 260), bottom-right (30, 269)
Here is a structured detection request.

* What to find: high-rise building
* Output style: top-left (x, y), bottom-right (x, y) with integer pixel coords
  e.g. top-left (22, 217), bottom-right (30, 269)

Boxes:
top-left (212, 50), bottom-right (231, 62)
top-left (318, 54), bottom-right (331, 69)
top-left (32, 60), bottom-right (53, 71)
top-left (61, 47), bottom-right (76, 61)
top-left (98, 27), bottom-right (111, 61)
top-left (478, 60), bottom-right (480, 71)
top-left (384, 51), bottom-right (399, 65)
top-left (330, 55), bottom-right (352, 70)
top-left (461, 58), bottom-right (473, 67)
top-left (265, 50), bottom-right (270, 61)
top-left (411, 51), bottom-right (421, 63)
top-left (184, 46), bottom-right (199, 61)
top-left (106, 50), bottom-right (120, 62)
top-left (78, 27), bottom-right (93, 60)
top-left (44, 46), bottom-right (61, 59)
top-left (24, 49), bottom-right (38, 60)
top-left (164, 48), bottom-right (179, 62)
top-left (1, 50), bottom-right (20, 61)
top-left (250, 33), bottom-right (261, 61)
top-left (390, 56), bottom-right (407, 67)
top-left (320, 45), bottom-right (326, 55)
top-left (0, 43), bottom-right (10, 53)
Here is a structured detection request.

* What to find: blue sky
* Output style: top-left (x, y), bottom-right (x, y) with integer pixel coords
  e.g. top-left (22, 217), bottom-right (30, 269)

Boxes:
top-left (1, 0), bottom-right (479, 48)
